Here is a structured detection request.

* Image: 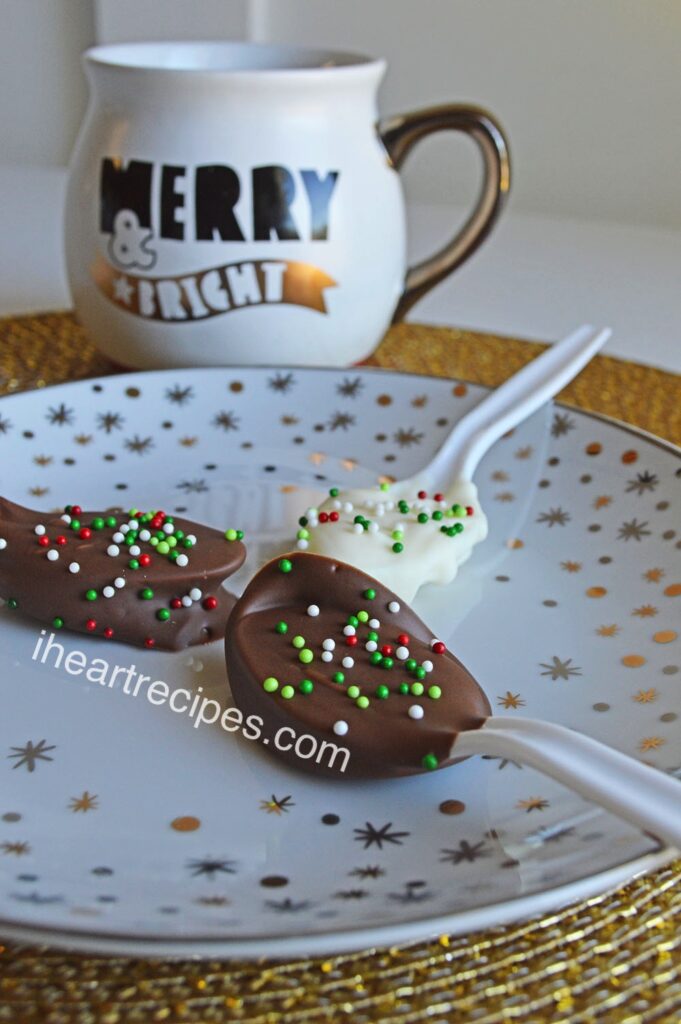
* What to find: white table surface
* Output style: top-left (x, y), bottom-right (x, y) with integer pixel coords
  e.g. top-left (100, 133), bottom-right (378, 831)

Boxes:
top-left (1, 164), bottom-right (679, 375)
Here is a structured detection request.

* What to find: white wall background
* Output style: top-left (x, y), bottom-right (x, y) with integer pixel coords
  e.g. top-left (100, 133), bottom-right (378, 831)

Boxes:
top-left (1, 0), bottom-right (680, 229)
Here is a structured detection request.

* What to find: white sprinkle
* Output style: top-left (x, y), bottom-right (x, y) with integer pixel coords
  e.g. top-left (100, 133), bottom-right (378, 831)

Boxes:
top-left (388, 601), bottom-right (400, 613)
top-left (186, 534), bottom-right (197, 545)
top-left (307, 604), bottom-right (320, 617)
top-left (365, 640), bottom-right (378, 653)
top-left (368, 521), bottom-right (380, 534)
top-left (386, 500), bottom-right (395, 511)
top-left (307, 519), bottom-right (319, 529)
top-left (296, 539), bottom-right (309, 550)
top-left (321, 651), bottom-right (334, 663)
top-left (342, 656), bottom-right (354, 669)
top-left (322, 638), bottom-right (335, 651)
top-left (439, 499), bottom-right (447, 508)
top-left (396, 646), bottom-right (409, 660)
top-left (129, 545), bottom-right (141, 557)
top-left (119, 524), bottom-right (129, 534)
top-left (139, 529), bottom-right (151, 542)
top-left (107, 544), bottom-right (120, 557)
top-left (114, 577), bottom-right (125, 589)
top-left (0, 538), bottom-right (7, 550)
top-left (68, 562), bottom-right (80, 574)
top-left (181, 595), bottom-right (193, 608)
top-left (112, 532), bottom-right (124, 543)
top-left (60, 514), bottom-right (71, 524)
top-left (395, 522), bottom-right (405, 532)
top-left (343, 502), bottom-right (354, 513)
top-left (352, 523), bottom-right (363, 535)
top-left (128, 519), bottom-right (139, 530)
top-left (102, 586), bottom-right (115, 598)
top-left (189, 587), bottom-right (202, 601)
top-left (163, 522), bottom-right (174, 534)
top-left (34, 524), bottom-right (46, 536)
top-left (306, 507), bottom-right (318, 517)
top-left (376, 506), bottom-right (385, 518)
top-left (408, 705), bottom-right (424, 720)
top-left (369, 618), bottom-right (380, 629)
top-left (331, 499), bottom-right (342, 510)
top-left (46, 549), bottom-right (59, 562)
top-left (422, 660), bottom-right (434, 673)
top-left (343, 625), bottom-right (356, 636)
top-left (333, 720), bottom-right (349, 736)
top-left (176, 554), bottom-right (189, 567)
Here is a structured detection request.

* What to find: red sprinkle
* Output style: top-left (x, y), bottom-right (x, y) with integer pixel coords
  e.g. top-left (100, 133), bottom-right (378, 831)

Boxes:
top-left (37, 536), bottom-right (50, 547)
top-left (417, 490), bottom-right (427, 499)
top-left (202, 596), bottom-right (218, 611)
top-left (71, 505), bottom-right (82, 516)
top-left (329, 511), bottom-right (339, 522)
top-left (432, 641), bottom-right (446, 655)
top-left (397, 633), bottom-right (410, 646)
top-left (346, 635), bottom-right (358, 647)
top-left (55, 535), bottom-right (67, 546)
top-left (79, 527), bottom-right (92, 540)
top-left (139, 553), bottom-right (152, 567)
top-left (144, 637), bottom-right (155, 648)
top-left (381, 644), bottom-right (394, 656)
top-left (85, 618), bottom-right (97, 632)
top-left (170, 598), bottom-right (183, 610)
top-left (103, 627), bottom-right (114, 639)
top-left (319, 512), bottom-right (329, 523)
top-left (465, 506), bottom-right (474, 516)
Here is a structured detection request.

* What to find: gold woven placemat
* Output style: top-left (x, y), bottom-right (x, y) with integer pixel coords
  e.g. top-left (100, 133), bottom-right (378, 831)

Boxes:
top-left (0, 311), bottom-right (679, 1024)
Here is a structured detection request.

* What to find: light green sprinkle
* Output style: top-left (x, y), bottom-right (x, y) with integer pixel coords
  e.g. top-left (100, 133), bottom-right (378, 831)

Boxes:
top-left (356, 695), bottom-right (370, 709)
top-left (347, 685), bottom-right (360, 699)
top-left (281, 685), bottom-right (295, 699)
top-left (299, 649), bottom-right (314, 664)
top-left (263, 677), bottom-right (279, 693)
top-left (428, 685), bottom-right (442, 700)
top-left (292, 635), bottom-right (305, 649)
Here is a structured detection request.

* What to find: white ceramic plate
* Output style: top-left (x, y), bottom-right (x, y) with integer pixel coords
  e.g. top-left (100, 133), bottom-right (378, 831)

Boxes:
top-left (0, 366), bottom-right (679, 958)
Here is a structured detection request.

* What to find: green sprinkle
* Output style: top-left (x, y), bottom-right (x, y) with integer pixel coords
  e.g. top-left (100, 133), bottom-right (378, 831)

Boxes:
top-left (368, 631), bottom-right (379, 642)
top-left (85, 589), bottom-right (98, 602)
top-left (128, 558), bottom-right (140, 570)
top-left (298, 516), bottom-right (308, 527)
top-left (156, 608), bottom-right (171, 621)
top-left (357, 610), bottom-right (369, 623)
top-left (91, 517), bottom-right (105, 530)
top-left (329, 487), bottom-right (339, 497)
top-left (236, 530), bottom-right (244, 541)
top-left (174, 529), bottom-right (184, 540)
top-left (380, 482), bottom-right (390, 492)
top-left (356, 695), bottom-right (370, 709)
top-left (452, 503), bottom-right (466, 516)
top-left (391, 530), bottom-right (403, 541)
top-left (281, 685), bottom-right (295, 699)
top-left (332, 672), bottom-right (345, 685)
top-left (353, 515), bottom-right (364, 525)
top-left (165, 517), bottom-right (174, 525)
top-left (428, 685), bottom-right (442, 699)
top-left (363, 588), bottom-right (376, 600)
top-left (414, 666), bottom-right (427, 681)
top-left (299, 649), bottom-right (313, 665)
top-left (375, 684), bottom-right (389, 699)
top-left (182, 538), bottom-right (194, 548)
top-left (292, 635), bottom-right (305, 649)
top-left (347, 685), bottom-right (360, 699)
top-left (140, 588), bottom-right (154, 600)
top-left (157, 541), bottom-right (170, 555)
top-left (263, 677), bottom-right (279, 693)
top-left (125, 534), bottom-right (136, 546)
top-left (432, 510), bottom-right (443, 521)
top-left (406, 658), bottom-right (417, 672)
top-left (52, 616), bottom-right (63, 629)
top-left (398, 682), bottom-right (410, 694)
top-left (422, 753), bottom-right (438, 771)
top-left (347, 615), bottom-right (359, 628)
top-left (225, 529), bottom-right (238, 541)
top-left (370, 651), bottom-right (383, 666)
top-left (168, 549), bottom-right (179, 561)
top-left (278, 558), bottom-right (292, 573)
top-left (70, 519), bottom-right (80, 531)
top-left (417, 512), bottom-right (429, 524)
top-left (454, 522), bottom-right (464, 534)
top-left (411, 682), bottom-right (425, 696)
top-left (381, 657), bottom-right (394, 670)
top-left (299, 679), bottom-right (314, 694)
top-left (7, 598), bottom-right (18, 609)
top-left (275, 621), bottom-right (288, 634)
top-left (105, 516), bottom-right (117, 528)
top-left (392, 542), bottom-right (404, 554)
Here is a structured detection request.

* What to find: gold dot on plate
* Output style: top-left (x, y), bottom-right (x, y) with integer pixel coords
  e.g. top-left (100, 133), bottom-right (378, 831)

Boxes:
top-left (171, 816), bottom-right (201, 832)
top-left (593, 703), bottom-right (610, 712)
top-left (660, 712), bottom-right (677, 722)
top-left (664, 583), bottom-right (681, 597)
top-left (506, 538), bottom-right (524, 549)
top-left (621, 449), bottom-right (638, 464)
top-left (125, 386), bottom-right (141, 398)
top-left (376, 394), bottom-right (392, 406)
top-left (653, 630), bottom-right (677, 644)
top-left (229, 381), bottom-right (244, 392)
top-left (622, 654), bottom-right (646, 668)
top-left (439, 799), bottom-right (466, 815)
top-left (452, 383), bottom-right (468, 397)
top-left (260, 875), bottom-right (288, 888)
top-left (586, 586), bottom-right (608, 598)
top-left (585, 442), bottom-right (602, 456)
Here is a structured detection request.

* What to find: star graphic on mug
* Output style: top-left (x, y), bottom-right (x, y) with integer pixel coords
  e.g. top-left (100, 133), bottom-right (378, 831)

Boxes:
top-left (112, 275), bottom-right (134, 305)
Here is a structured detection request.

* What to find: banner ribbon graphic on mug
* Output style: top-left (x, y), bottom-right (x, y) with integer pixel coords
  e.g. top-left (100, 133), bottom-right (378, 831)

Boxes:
top-left (91, 253), bottom-right (337, 323)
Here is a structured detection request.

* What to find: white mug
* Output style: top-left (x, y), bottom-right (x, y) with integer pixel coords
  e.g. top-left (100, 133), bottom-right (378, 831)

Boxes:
top-left (65, 42), bottom-right (510, 369)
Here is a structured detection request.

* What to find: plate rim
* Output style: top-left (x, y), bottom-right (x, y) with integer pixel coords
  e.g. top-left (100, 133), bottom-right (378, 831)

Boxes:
top-left (0, 363), bottom-right (678, 957)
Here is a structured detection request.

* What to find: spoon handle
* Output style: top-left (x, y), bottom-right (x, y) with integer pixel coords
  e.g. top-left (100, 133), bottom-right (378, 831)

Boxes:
top-left (423, 324), bottom-right (611, 487)
top-left (454, 716), bottom-right (681, 850)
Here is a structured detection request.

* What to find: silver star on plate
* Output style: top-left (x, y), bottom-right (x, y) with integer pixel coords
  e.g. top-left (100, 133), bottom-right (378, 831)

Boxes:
top-left (112, 276), bottom-right (134, 305)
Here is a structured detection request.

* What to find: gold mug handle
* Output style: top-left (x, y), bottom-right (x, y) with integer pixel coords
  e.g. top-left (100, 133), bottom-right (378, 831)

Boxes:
top-left (379, 105), bottom-right (511, 322)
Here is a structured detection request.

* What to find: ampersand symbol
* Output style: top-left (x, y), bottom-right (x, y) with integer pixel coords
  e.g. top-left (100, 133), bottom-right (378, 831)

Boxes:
top-left (108, 209), bottom-right (157, 270)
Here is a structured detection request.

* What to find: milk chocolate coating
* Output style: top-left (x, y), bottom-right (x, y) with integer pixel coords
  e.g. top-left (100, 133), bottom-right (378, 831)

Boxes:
top-left (0, 497), bottom-right (246, 650)
top-left (225, 552), bottom-right (490, 778)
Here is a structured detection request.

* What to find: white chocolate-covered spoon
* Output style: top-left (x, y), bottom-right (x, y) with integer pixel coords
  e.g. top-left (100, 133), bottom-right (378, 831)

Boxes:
top-left (454, 716), bottom-right (681, 851)
top-left (292, 325), bottom-right (611, 601)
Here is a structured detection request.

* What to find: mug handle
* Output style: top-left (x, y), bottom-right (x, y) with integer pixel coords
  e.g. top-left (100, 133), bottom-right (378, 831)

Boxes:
top-left (378, 104), bottom-right (511, 322)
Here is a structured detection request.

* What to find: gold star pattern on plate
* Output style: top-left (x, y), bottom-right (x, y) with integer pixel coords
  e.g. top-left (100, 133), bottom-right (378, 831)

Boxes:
top-left (73, 433), bottom-right (93, 446)
top-left (596, 624), bottom-right (620, 637)
top-left (634, 689), bottom-right (658, 704)
top-left (632, 604), bottom-right (658, 618)
top-left (515, 446), bottom-right (533, 459)
top-left (29, 486), bottom-right (49, 497)
top-left (593, 495), bottom-right (612, 509)
top-left (644, 568), bottom-right (665, 582)
top-left (411, 394), bottom-right (428, 408)
top-left (497, 692), bottom-right (526, 709)
top-left (1, 840), bottom-right (30, 855)
top-left (69, 791), bottom-right (99, 813)
top-left (309, 452), bottom-right (326, 466)
top-left (33, 454), bottom-right (52, 466)
top-left (178, 436), bottom-right (198, 447)
top-left (516, 797), bottom-right (550, 813)
top-left (494, 492), bottom-right (515, 502)
top-left (280, 415), bottom-right (299, 426)
top-left (491, 470), bottom-right (510, 482)
top-left (639, 737), bottom-right (665, 751)
top-left (259, 795), bottom-right (295, 815)
top-left (561, 560), bottom-right (582, 573)
top-left (195, 896), bottom-right (231, 907)
top-left (342, 458), bottom-right (357, 471)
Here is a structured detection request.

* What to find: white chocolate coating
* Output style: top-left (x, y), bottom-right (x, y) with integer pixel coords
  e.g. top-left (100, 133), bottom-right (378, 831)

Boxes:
top-left (294, 477), bottom-right (488, 603)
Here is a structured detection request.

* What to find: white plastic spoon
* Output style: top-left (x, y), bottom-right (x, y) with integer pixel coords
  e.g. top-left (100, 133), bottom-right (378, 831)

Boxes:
top-left (454, 716), bottom-right (681, 850)
top-left (293, 324), bottom-right (611, 601)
